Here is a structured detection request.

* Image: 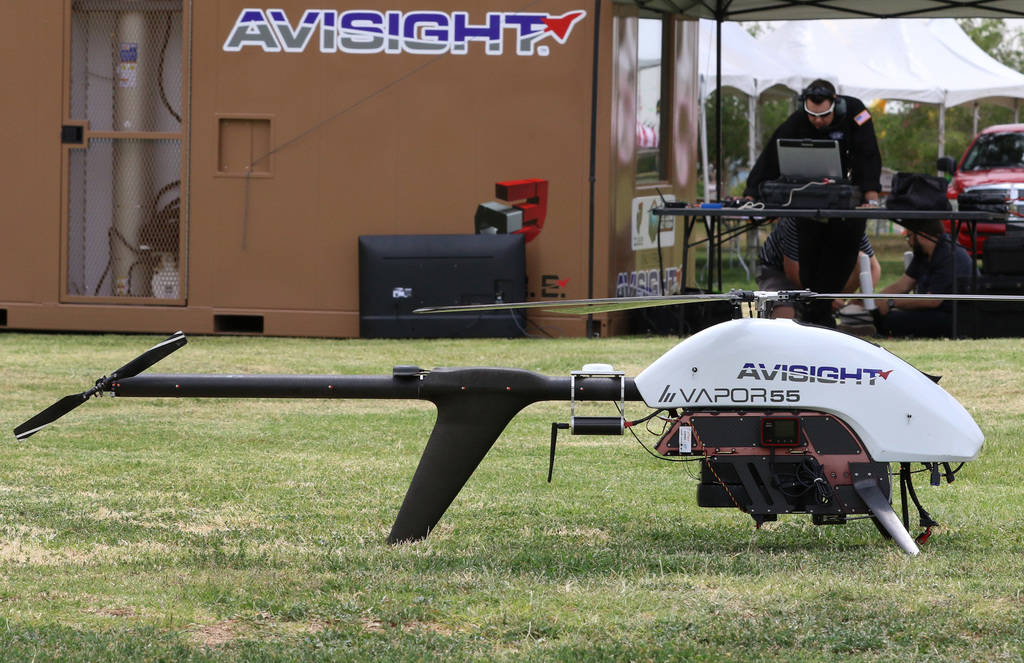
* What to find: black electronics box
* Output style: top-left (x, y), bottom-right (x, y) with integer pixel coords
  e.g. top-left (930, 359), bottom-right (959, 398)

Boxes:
top-left (629, 289), bottom-right (734, 336)
top-left (982, 234), bottom-right (1024, 275)
top-left (358, 234), bottom-right (526, 338)
top-left (955, 274), bottom-right (1024, 338)
top-left (759, 179), bottom-right (861, 209)
top-left (957, 190), bottom-right (1009, 216)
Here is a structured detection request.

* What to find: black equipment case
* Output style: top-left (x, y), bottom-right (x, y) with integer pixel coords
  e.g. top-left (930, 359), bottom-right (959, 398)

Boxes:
top-left (982, 234), bottom-right (1024, 275)
top-left (887, 172), bottom-right (950, 212)
top-left (759, 178), bottom-right (861, 209)
top-left (956, 274), bottom-right (1024, 338)
top-left (958, 190), bottom-right (1010, 215)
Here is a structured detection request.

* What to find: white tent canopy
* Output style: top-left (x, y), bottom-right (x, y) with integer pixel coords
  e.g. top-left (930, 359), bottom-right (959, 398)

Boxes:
top-left (926, 19), bottom-right (1024, 107)
top-left (697, 20), bottom-right (805, 102)
top-left (758, 18), bottom-right (1024, 157)
top-left (759, 19), bottom-right (1024, 107)
top-left (758, 20), bottom-right (943, 104)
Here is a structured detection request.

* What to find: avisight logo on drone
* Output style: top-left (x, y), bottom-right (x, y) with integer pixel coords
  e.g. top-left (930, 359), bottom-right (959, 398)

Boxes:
top-left (223, 9), bottom-right (588, 56)
top-left (736, 363), bottom-right (893, 385)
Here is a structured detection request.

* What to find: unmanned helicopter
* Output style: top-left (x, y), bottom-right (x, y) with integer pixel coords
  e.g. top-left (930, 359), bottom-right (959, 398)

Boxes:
top-left (12, 288), bottom-right (1024, 555)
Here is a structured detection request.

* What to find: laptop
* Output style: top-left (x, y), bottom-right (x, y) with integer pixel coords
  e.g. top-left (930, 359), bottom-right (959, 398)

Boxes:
top-left (776, 138), bottom-right (844, 180)
top-left (655, 187), bottom-right (687, 208)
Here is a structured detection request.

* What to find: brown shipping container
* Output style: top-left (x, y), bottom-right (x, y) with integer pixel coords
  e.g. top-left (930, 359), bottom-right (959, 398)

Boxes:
top-left (0, 1), bottom-right (699, 338)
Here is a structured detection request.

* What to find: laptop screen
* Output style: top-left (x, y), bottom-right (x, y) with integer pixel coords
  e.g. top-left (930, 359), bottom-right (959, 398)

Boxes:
top-left (776, 139), bottom-right (843, 179)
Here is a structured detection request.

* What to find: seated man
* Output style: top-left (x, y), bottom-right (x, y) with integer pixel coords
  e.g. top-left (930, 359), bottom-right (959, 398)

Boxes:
top-left (756, 217), bottom-right (881, 321)
top-left (873, 220), bottom-right (977, 338)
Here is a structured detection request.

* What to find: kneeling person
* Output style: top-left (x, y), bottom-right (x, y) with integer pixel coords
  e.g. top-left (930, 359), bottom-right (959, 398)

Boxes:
top-left (756, 217), bottom-right (880, 321)
top-left (873, 220), bottom-right (976, 337)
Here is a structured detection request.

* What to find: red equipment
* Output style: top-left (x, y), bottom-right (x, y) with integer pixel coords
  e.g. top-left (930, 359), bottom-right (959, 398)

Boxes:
top-left (475, 178), bottom-right (548, 243)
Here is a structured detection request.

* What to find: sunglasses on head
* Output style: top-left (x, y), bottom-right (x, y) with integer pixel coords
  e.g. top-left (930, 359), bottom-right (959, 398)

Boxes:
top-left (804, 100), bottom-right (835, 117)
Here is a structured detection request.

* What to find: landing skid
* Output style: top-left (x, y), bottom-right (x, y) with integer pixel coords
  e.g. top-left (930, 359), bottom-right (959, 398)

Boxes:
top-left (854, 474), bottom-right (919, 555)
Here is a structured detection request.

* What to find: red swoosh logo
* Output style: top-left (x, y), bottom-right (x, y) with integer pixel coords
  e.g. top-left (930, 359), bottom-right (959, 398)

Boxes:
top-left (541, 12), bottom-right (585, 42)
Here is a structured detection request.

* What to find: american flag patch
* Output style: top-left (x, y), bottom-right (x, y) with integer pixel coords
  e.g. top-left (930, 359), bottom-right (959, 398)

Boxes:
top-left (854, 109), bottom-right (871, 126)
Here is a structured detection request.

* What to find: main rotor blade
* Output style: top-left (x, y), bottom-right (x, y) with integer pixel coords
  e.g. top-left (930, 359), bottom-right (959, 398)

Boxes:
top-left (415, 293), bottom-right (736, 316)
top-left (806, 292), bottom-right (1024, 303)
top-left (12, 331), bottom-right (188, 441)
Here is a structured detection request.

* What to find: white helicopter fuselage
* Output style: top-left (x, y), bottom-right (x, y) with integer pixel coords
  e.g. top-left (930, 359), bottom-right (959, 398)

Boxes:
top-left (635, 318), bottom-right (983, 463)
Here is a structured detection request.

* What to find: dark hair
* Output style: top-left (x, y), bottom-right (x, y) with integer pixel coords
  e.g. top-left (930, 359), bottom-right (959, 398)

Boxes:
top-left (801, 79), bottom-right (836, 104)
top-left (913, 219), bottom-right (942, 239)
top-left (906, 219), bottom-right (945, 240)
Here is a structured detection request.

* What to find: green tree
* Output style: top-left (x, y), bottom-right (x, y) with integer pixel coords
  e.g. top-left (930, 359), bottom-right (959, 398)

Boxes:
top-left (958, 18), bottom-right (1024, 71)
top-left (874, 101), bottom-right (1017, 173)
top-left (700, 91), bottom-right (751, 197)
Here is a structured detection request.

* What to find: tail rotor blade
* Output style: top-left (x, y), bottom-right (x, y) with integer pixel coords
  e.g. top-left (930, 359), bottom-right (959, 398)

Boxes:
top-left (108, 331), bottom-right (187, 381)
top-left (14, 393), bottom-right (92, 441)
top-left (13, 331), bottom-right (188, 441)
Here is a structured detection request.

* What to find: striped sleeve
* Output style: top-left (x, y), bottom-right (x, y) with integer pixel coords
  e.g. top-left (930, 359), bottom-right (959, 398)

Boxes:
top-left (859, 234), bottom-right (875, 257)
top-left (780, 218), bottom-right (800, 261)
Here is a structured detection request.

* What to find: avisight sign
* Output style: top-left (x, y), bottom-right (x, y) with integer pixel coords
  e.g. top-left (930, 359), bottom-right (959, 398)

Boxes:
top-left (736, 363), bottom-right (893, 385)
top-left (223, 8), bottom-right (587, 56)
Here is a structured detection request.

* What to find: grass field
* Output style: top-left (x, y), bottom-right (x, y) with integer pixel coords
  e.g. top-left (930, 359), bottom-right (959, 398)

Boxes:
top-left (2, 331), bottom-right (1024, 662)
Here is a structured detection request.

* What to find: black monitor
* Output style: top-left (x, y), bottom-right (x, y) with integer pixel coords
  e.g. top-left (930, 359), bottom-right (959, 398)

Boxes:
top-left (358, 234), bottom-right (526, 338)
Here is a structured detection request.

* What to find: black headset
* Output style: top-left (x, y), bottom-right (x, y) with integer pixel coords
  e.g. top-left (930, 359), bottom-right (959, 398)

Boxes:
top-left (799, 82), bottom-right (847, 120)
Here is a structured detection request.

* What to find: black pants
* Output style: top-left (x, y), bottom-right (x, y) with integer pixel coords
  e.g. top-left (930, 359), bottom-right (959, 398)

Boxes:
top-left (796, 217), bottom-right (867, 326)
top-left (876, 308), bottom-right (952, 338)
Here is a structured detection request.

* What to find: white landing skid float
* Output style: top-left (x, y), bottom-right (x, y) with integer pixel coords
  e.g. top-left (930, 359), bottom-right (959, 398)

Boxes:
top-left (14, 290), bottom-right (1024, 555)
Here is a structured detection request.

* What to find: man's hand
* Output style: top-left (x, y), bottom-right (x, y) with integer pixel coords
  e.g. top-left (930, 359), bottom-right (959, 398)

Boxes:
top-left (858, 191), bottom-right (881, 209)
top-left (877, 274), bottom-right (918, 316)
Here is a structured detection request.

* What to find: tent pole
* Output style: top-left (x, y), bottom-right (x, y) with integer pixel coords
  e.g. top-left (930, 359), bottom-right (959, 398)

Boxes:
top-left (585, 0), bottom-right (600, 337)
top-left (747, 93), bottom-right (757, 169)
top-left (938, 102), bottom-right (946, 166)
top-left (715, 17), bottom-right (723, 202)
top-left (700, 90), bottom-right (710, 203)
top-left (747, 91), bottom-right (759, 260)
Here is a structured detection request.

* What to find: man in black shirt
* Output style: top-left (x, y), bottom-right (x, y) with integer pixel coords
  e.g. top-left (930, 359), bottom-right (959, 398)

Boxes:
top-left (745, 79), bottom-right (882, 326)
top-left (873, 220), bottom-right (977, 338)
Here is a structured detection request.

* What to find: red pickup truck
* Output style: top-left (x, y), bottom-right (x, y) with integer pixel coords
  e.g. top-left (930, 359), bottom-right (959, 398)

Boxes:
top-left (938, 123), bottom-right (1024, 255)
